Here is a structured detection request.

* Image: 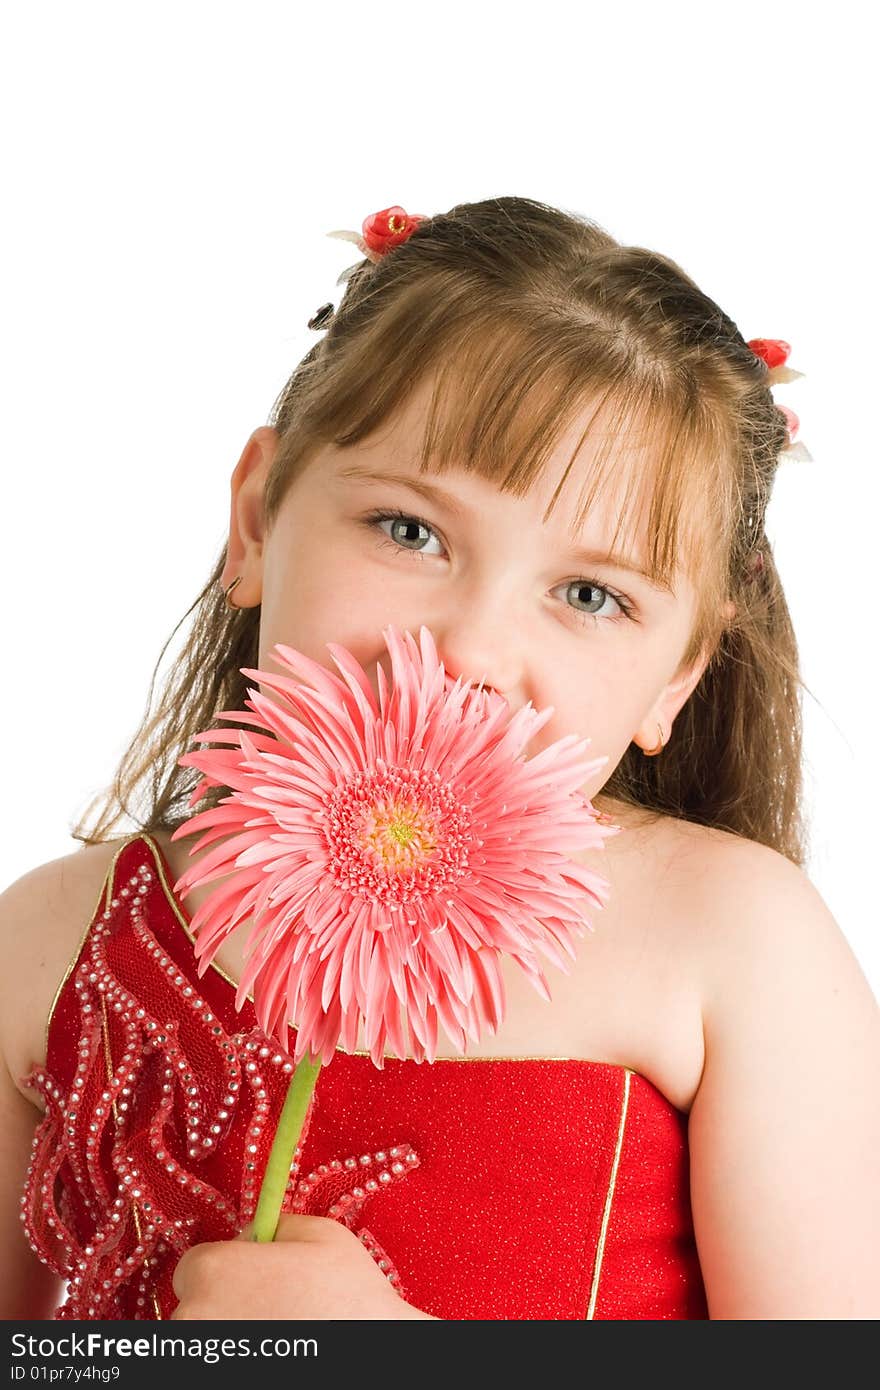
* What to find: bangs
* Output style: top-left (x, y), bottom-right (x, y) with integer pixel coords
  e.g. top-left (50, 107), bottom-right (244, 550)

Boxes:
top-left (412, 328), bottom-right (728, 594)
top-left (288, 299), bottom-right (733, 595)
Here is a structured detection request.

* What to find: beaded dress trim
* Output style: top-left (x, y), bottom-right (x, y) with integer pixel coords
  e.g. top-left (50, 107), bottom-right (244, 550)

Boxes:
top-left (19, 855), bottom-right (417, 1319)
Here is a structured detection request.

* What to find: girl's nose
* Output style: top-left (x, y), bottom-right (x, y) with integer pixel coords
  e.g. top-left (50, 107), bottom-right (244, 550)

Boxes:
top-left (433, 626), bottom-right (519, 705)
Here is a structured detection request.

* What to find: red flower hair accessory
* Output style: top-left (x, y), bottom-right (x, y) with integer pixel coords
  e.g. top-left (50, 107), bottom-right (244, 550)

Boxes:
top-left (326, 204), bottom-right (427, 285)
top-left (747, 337), bottom-right (812, 461)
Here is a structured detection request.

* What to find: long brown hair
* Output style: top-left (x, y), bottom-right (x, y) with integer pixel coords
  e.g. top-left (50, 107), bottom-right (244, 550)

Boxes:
top-left (71, 195), bottom-right (813, 865)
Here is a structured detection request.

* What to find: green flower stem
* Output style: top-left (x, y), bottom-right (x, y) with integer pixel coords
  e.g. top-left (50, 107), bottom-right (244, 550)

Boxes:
top-left (251, 1056), bottom-right (322, 1243)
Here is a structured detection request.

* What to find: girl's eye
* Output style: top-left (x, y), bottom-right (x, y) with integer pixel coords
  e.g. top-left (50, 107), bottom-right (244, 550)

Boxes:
top-left (360, 508), bottom-right (636, 626)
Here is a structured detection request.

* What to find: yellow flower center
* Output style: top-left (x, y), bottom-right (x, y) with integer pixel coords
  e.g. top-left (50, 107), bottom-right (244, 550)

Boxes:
top-left (363, 801), bottom-right (437, 871)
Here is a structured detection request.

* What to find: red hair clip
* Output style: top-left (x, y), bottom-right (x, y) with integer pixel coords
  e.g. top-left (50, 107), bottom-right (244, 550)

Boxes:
top-left (326, 204), bottom-right (427, 284)
top-left (747, 338), bottom-right (812, 461)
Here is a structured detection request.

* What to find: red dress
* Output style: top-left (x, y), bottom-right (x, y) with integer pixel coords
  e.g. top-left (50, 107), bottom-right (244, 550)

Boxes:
top-left (19, 833), bottom-right (708, 1320)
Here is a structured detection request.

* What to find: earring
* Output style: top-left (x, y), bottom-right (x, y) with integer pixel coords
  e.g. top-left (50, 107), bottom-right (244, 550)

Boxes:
top-left (223, 576), bottom-right (243, 610)
top-left (641, 721), bottom-right (666, 757)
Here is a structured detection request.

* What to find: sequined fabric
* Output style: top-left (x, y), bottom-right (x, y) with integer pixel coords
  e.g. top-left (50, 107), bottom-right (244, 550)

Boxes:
top-left (20, 834), bottom-right (708, 1320)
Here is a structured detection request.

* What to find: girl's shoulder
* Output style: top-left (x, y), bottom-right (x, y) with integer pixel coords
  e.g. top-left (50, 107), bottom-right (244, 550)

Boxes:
top-left (0, 837), bottom-right (125, 1112)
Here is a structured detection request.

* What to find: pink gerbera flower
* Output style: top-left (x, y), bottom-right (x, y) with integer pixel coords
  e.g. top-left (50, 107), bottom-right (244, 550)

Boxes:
top-left (172, 624), bottom-right (618, 1070)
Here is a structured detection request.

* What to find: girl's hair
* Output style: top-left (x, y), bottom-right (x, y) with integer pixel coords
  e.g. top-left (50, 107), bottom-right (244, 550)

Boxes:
top-left (72, 195), bottom-right (812, 865)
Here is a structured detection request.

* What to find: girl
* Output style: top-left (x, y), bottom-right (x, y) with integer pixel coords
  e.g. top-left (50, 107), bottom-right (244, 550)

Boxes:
top-left (2, 196), bottom-right (878, 1321)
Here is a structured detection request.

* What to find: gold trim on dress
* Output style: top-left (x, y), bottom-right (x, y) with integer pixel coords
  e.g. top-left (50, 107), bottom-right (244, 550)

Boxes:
top-left (44, 836), bottom-right (137, 1058)
top-left (585, 1067), bottom-right (631, 1319)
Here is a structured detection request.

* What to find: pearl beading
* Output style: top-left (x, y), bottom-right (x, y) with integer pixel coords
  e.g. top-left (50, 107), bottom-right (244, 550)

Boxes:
top-left (19, 861), bottom-right (420, 1318)
top-left (286, 1141), bottom-right (419, 1296)
top-left (238, 1036), bottom-right (294, 1223)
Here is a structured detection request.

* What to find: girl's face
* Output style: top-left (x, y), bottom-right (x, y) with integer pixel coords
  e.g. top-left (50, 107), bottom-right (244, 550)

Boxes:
top-left (223, 377), bottom-right (719, 810)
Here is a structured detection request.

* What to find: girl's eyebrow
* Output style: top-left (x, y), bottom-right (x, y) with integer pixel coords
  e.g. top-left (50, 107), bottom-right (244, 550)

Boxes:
top-left (337, 464), bottom-right (469, 520)
top-left (565, 545), bottom-right (674, 595)
top-left (337, 464), bottom-right (672, 595)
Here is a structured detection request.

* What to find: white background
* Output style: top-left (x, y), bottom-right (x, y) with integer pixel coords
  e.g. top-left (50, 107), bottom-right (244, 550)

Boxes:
top-left (2, 2), bottom-right (877, 997)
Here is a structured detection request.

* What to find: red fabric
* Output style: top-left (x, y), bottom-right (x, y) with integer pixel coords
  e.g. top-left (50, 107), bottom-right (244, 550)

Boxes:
top-left (19, 834), bottom-right (708, 1320)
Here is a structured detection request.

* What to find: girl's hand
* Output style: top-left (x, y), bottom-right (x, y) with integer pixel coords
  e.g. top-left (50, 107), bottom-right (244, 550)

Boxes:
top-left (169, 1214), bottom-right (434, 1320)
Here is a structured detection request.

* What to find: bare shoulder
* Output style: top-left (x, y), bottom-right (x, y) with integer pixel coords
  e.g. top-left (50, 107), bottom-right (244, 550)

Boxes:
top-left (673, 824), bottom-right (861, 999)
top-left (677, 831), bottom-right (880, 1315)
top-left (659, 819), bottom-right (831, 1012)
top-left (0, 838), bottom-right (128, 1108)
top-left (684, 825), bottom-right (878, 1082)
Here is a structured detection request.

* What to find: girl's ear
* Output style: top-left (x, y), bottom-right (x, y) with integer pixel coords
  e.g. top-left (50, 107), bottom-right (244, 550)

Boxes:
top-left (221, 426), bottom-right (280, 600)
top-left (642, 637), bottom-right (719, 751)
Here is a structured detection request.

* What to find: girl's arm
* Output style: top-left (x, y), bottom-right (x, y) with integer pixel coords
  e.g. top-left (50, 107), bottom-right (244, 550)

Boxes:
top-left (0, 846), bottom-right (124, 1320)
top-left (0, 865), bottom-right (72, 1319)
top-left (688, 843), bottom-right (880, 1319)
top-left (0, 871), bottom-right (67, 1317)
top-left (0, 1070), bottom-right (65, 1319)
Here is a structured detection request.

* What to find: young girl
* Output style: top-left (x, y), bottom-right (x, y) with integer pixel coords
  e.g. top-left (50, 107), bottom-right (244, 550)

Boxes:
top-left (2, 196), bottom-right (878, 1322)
